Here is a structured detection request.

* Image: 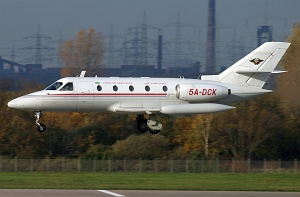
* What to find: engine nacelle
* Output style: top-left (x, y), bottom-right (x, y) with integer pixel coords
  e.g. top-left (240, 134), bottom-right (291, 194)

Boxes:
top-left (175, 83), bottom-right (230, 102)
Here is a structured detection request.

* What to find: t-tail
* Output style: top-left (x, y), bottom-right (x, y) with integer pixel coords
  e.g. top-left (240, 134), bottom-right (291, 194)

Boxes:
top-left (202, 42), bottom-right (290, 88)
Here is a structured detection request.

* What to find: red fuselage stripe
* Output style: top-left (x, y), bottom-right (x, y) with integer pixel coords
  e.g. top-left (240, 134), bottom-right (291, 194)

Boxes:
top-left (49, 93), bottom-right (167, 97)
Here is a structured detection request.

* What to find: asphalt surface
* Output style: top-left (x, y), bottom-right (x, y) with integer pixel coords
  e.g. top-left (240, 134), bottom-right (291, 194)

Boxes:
top-left (0, 190), bottom-right (300, 197)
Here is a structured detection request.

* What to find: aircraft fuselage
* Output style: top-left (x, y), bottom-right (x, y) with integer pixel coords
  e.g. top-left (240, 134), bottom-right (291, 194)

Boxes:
top-left (8, 77), bottom-right (270, 113)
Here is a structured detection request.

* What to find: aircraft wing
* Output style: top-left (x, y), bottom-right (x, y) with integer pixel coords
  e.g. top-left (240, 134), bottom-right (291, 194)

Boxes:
top-left (111, 107), bottom-right (161, 114)
top-left (110, 103), bottom-right (235, 115)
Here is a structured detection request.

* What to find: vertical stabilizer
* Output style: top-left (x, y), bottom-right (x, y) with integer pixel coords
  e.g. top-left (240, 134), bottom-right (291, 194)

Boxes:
top-left (202, 42), bottom-right (290, 88)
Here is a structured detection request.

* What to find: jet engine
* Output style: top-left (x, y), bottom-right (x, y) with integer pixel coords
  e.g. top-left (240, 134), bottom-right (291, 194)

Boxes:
top-left (175, 83), bottom-right (230, 102)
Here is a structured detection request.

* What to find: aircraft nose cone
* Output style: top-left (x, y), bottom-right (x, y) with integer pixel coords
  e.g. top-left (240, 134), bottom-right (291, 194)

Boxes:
top-left (7, 99), bottom-right (17, 108)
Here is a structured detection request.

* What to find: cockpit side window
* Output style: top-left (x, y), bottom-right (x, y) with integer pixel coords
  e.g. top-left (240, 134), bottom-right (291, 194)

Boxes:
top-left (60, 82), bottom-right (73, 91)
top-left (45, 82), bottom-right (63, 90)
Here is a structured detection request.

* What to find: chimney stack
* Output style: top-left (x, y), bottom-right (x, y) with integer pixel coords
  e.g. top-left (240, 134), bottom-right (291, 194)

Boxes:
top-left (206, 0), bottom-right (216, 74)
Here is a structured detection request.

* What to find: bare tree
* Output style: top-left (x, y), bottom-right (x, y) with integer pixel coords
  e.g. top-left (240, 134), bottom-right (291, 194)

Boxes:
top-left (60, 28), bottom-right (105, 77)
top-left (200, 114), bottom-right (213, 157)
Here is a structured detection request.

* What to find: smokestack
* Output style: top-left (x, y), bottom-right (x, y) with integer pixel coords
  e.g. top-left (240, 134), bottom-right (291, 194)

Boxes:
top-left (206, 0), bottom-right (216, 74)
top-left (157, 34), bottom-right (163, 71)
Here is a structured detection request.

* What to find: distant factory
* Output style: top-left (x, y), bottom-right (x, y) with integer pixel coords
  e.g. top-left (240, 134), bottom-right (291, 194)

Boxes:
top-left (0, 0), bottom-right (278, 86)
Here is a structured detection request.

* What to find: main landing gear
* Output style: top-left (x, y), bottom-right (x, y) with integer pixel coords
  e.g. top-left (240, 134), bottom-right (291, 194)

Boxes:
top-left (35, 111), bottom-right (46, 132)
top-left (135, 115), bottom-right (162, 134)
top-left (33, 112), bottom-right (161, 134)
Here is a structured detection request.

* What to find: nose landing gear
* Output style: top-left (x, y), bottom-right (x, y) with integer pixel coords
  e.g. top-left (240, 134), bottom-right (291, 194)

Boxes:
top-left (35, 111), bottom-right (46, 132)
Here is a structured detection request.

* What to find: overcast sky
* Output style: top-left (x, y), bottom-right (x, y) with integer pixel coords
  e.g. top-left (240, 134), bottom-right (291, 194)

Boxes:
top-left (0, 0), bottom-right (299, 68)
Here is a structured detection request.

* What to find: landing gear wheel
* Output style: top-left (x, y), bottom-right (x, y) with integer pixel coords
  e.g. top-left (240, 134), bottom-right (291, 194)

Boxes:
top-left (149, 129), bottom-right (160, 134)
top-left (137, 119), bottom-right (148, 133)
top-left (37, 123), bottom-right (46, 132)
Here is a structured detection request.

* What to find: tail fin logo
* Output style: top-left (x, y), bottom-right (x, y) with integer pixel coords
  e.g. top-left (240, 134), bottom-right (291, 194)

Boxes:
top-left (250, 58), bottom-right (264, 65)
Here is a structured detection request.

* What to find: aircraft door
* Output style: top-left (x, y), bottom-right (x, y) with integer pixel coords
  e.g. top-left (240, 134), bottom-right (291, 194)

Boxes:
top-left (77, 82), bottom-right (94, 112)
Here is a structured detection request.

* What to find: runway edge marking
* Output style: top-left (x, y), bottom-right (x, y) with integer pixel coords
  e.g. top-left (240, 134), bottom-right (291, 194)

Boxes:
top-left (97, 190), bottom-right (125, 197)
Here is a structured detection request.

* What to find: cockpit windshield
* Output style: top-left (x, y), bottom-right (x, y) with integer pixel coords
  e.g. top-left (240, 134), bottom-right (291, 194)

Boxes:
top-left (45, 82), bottom-right (63, 90)
top-left (60, 82), bottom-right (73, 91)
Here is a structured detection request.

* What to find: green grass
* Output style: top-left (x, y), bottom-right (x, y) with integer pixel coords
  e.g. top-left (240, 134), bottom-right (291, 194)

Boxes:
top-left (0, 173), bottom-right (299, 191)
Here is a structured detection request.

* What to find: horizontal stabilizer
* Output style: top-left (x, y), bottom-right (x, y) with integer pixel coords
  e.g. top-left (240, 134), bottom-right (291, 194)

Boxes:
top-left (235, 67), bottom-right (287, 74)
top-left (272, 70), bottom-right (287, 74)
top-left (235, 70), bottom-right (269, 74)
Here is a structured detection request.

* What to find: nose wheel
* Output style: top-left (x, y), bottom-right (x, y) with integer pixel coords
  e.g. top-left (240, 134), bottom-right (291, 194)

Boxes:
top-left (37, 123), bottom-right (46, 132)
top-left (35, 111), bottom-right (46, 132)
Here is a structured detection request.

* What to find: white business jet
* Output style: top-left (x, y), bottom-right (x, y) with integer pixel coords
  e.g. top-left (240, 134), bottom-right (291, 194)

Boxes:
top-left (8, 42), bottom-right (290, 134)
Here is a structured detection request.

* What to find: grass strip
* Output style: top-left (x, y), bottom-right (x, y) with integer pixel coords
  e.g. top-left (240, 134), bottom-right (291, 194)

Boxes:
top-left (0, 173), bottom-right (299, 191)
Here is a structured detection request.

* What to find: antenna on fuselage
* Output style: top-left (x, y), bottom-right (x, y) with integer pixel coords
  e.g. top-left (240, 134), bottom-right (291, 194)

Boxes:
top-left (79, 71), bottom-right (86, 78)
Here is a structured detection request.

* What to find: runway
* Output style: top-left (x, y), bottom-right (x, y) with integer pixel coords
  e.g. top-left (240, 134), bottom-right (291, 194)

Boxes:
top-left (0, 190), bottom-right (300, 197)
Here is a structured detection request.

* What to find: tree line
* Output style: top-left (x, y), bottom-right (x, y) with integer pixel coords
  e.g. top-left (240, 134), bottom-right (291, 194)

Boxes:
top-left (1, 24), bottom-right (300, 160)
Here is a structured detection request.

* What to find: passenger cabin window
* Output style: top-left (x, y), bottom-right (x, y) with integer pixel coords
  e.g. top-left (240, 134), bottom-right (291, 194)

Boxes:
top-left (129, 85), bottom-right (134, 92)
top-left (45, 82), bottom-right (63, 90)
top-left (60, 82), bottom-right (73, 91)
top-left (145, 85), bottom-right (150, 92)
top-left (163, 85), bottom-right (168, 92)
top-left (113, 85), bottom-right (118, 91)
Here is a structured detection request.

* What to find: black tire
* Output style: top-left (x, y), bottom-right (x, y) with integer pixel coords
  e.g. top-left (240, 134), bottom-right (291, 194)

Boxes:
top-left (137, 119), bottom-right (148, 133)
top-left (37, 124), bottom-right (46, 132)
top-left (149, 129), bottom-right (160, 134)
